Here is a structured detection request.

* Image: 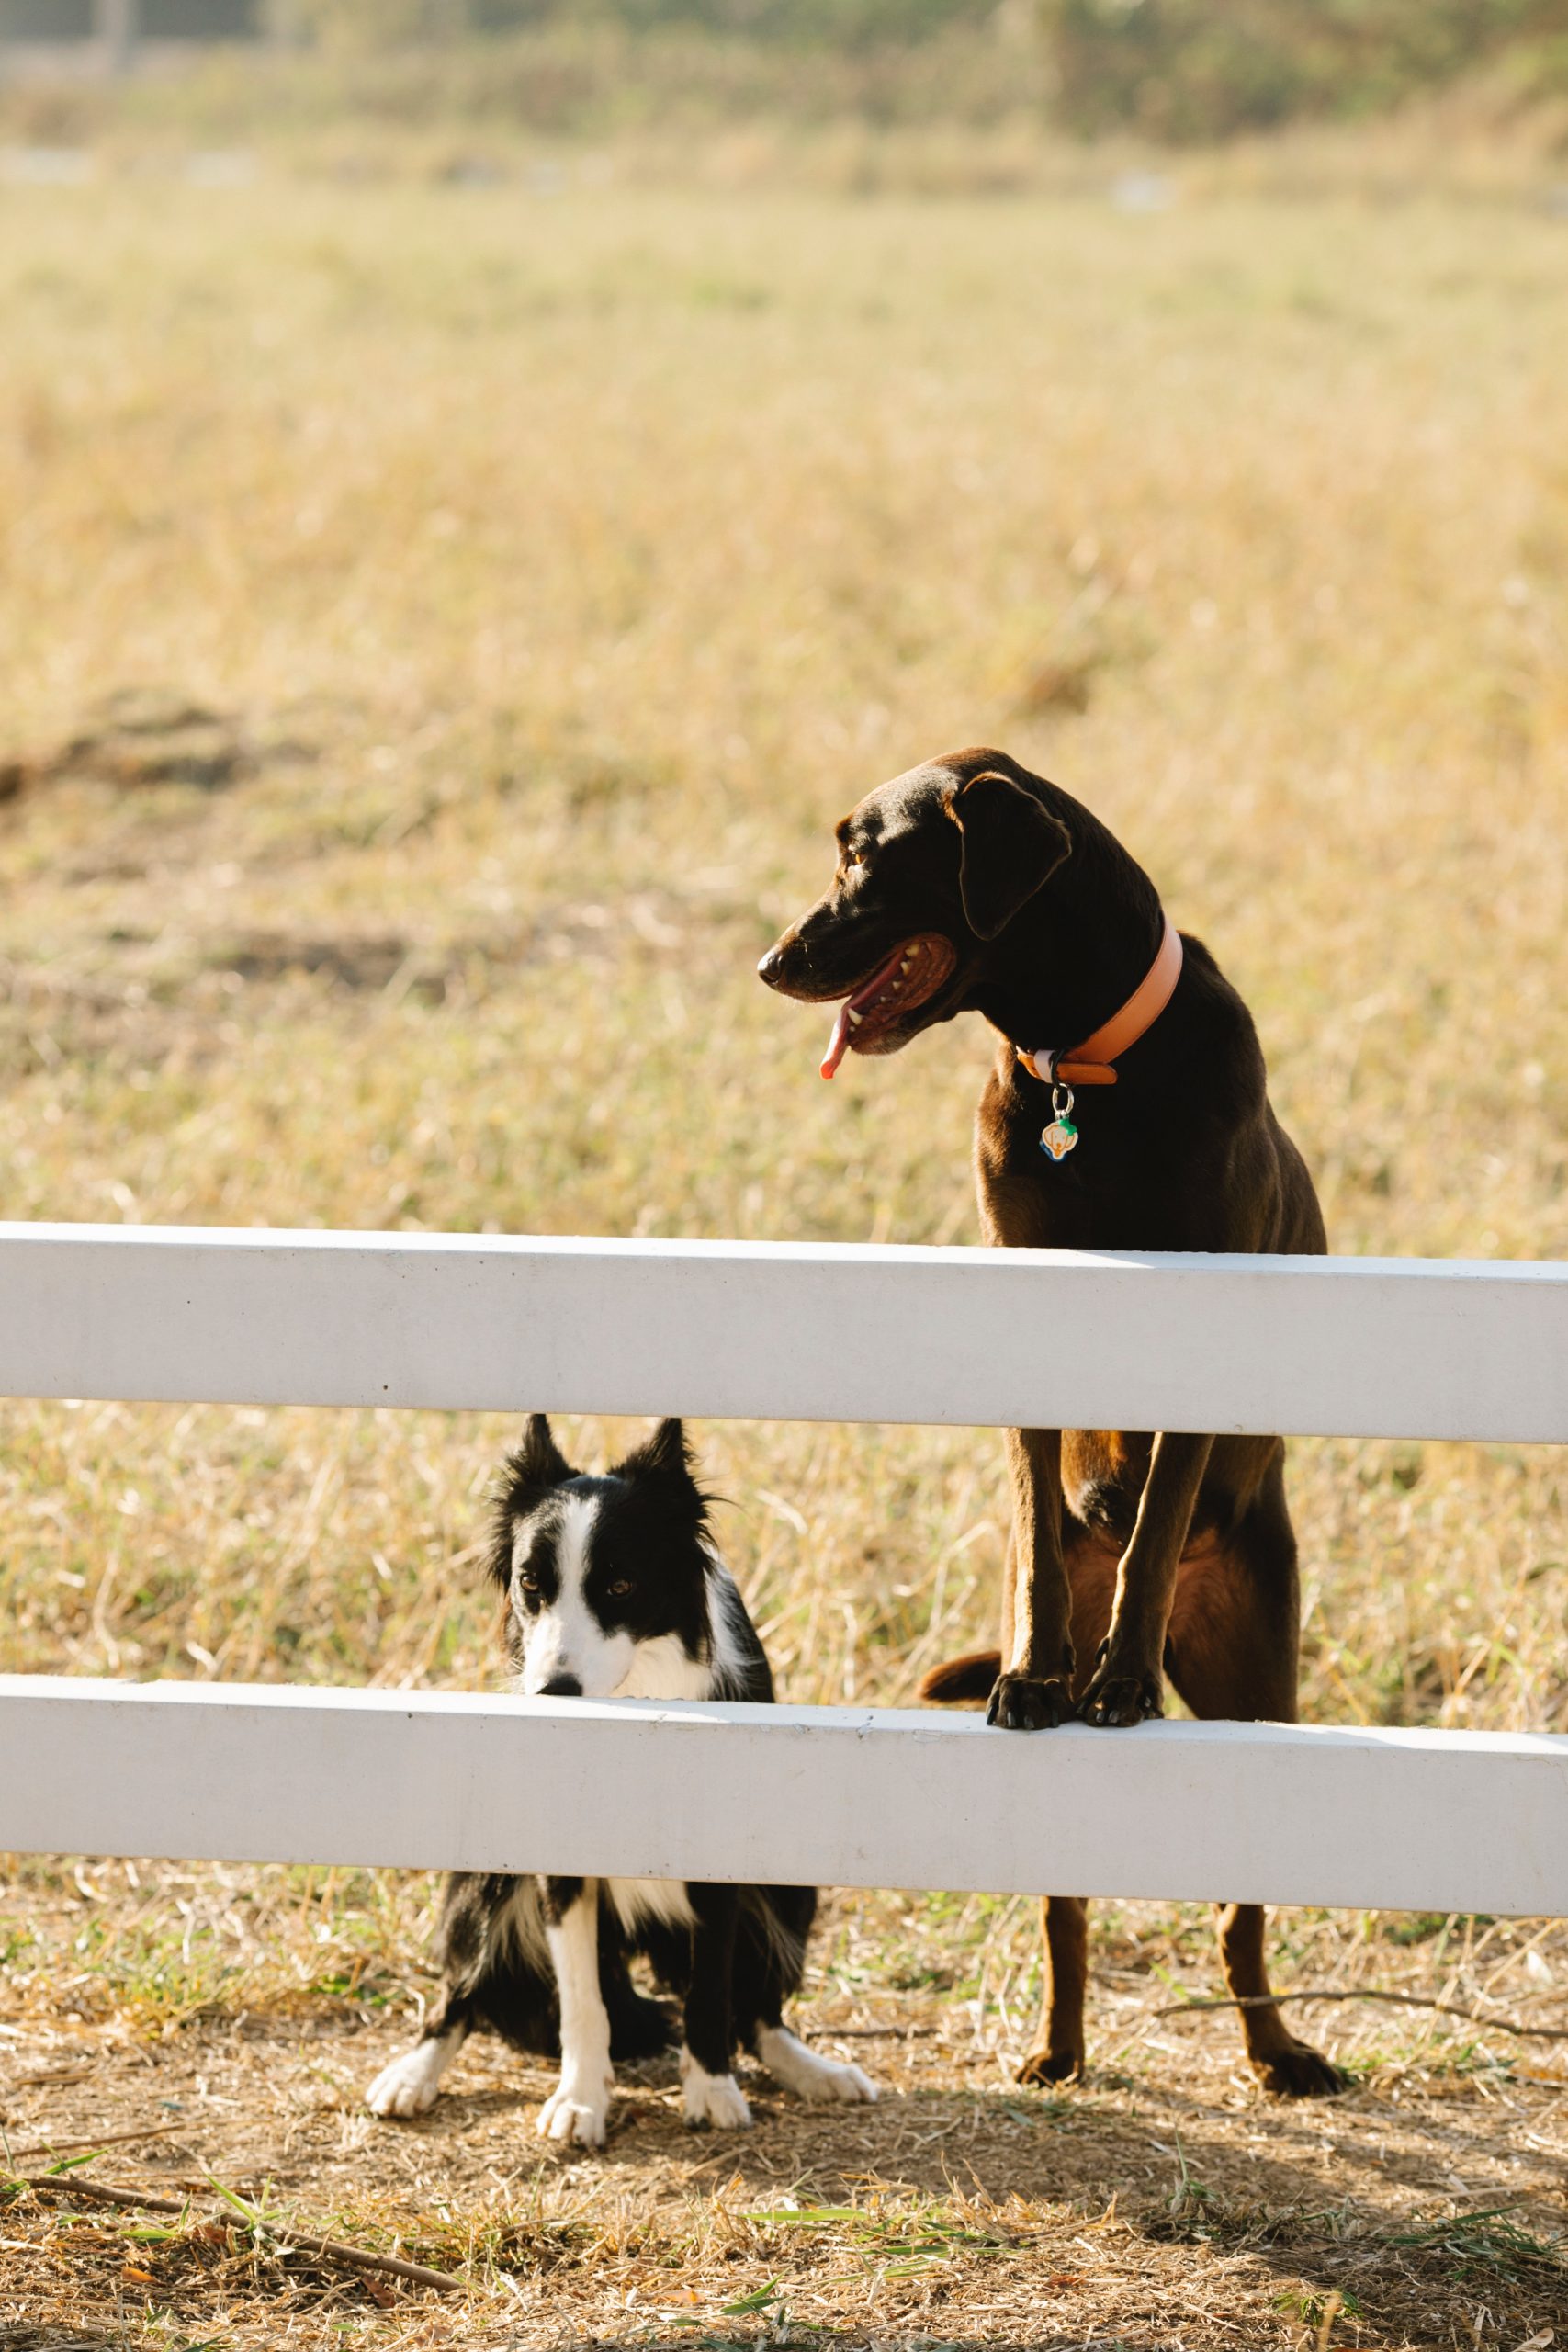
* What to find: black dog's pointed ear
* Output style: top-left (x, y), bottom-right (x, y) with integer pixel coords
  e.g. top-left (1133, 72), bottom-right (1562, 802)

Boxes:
top-left (510, 1413), bottom-right (572, 1491)
top-left (614, 1419), bottom-right (710, 1532)
top-left (487, 1415), bottom-right (573, 1586)
top-left (612, 1418), bottom-right (691, 1484)
top-left (944, 770), bottom-right (1072, 941)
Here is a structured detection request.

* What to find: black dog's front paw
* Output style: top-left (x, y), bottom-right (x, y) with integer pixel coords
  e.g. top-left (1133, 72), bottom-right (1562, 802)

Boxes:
top-left (1078, 1647), bottom-right (1164, 1727)
top-left (987, 1673), bottom-right (1073, 1730)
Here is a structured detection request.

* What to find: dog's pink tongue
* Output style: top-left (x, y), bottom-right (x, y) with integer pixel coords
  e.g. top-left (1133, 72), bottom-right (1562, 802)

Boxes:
top-left (820, 1002), bottom-right (853, 1080)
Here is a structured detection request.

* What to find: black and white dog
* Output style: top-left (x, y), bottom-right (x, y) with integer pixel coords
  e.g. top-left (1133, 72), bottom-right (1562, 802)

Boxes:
top-left (367, 1415), bottom-right (875, 2146)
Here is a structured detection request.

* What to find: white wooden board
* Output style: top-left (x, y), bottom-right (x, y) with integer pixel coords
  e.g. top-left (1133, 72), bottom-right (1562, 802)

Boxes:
top-left (2, 1221), bottom-right (1568, 1440)
top-left (3, 1678), bottom-right (1563, 1917)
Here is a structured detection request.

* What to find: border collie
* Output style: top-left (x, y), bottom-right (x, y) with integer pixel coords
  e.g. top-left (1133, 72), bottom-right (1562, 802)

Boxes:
top-left (367, 1415), bottom-right (875, 2145)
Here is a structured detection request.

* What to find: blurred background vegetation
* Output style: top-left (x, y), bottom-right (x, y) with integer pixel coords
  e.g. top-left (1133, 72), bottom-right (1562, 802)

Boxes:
top-left (2, 0), bottom-right (1566, 151)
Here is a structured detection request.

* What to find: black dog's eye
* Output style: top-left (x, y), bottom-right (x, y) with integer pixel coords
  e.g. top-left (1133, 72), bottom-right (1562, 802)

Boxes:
top-left (516, 1573), bottom-right (540, 1603)
top-left (606, 1578), bottom-right (634, 1600)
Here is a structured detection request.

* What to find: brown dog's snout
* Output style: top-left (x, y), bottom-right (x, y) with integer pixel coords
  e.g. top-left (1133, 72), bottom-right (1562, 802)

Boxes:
top-left (758, 924), bottom-right (821, 993)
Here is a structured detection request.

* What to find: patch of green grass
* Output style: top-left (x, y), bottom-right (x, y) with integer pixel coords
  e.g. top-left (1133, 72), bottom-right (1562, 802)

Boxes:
top-left (1388, 2204), bottom-right (1563, 2280)
top-left (1275, 2287), bottom-right (1363, 2327)
top-left (1387, 1911), bottom-right (1496, 1948)
top-left (746, 2199), bottom-right (1011, 2280)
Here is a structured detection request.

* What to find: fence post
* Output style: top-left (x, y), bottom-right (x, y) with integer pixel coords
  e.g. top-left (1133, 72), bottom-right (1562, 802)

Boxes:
top-left (96, 0), bottom-right (138, 74)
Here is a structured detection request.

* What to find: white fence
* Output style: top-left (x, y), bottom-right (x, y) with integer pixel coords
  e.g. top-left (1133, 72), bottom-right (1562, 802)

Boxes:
top-left (2, 1219), bottom-right (1566, 1917)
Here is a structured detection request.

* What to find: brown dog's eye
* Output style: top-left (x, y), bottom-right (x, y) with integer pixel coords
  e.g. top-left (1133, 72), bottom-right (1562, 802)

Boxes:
top-left (607, 1578), bottom-right (634, 1600)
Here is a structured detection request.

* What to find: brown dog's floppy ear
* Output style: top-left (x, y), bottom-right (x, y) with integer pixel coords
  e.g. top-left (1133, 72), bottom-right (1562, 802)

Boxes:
top-left (944, 771), bottom-right (1071, 941)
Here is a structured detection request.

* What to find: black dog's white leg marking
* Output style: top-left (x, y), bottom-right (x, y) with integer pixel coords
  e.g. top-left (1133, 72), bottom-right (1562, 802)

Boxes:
top-left (679, 2046), bottom-right (751, 2128)
top-left (680, 1885), bottom-right (751, 2129)
top-left (538, 1880), bottom-right (614, 2148)
top-left (366, 2019), bottom-right (468, 2119)
top-left (756, 2023), bottom-right (877, 2105)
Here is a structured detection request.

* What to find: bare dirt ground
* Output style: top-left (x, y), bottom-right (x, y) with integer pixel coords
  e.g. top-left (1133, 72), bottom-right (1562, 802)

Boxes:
top-left (6, 1878), bottom-right (1568, 2348)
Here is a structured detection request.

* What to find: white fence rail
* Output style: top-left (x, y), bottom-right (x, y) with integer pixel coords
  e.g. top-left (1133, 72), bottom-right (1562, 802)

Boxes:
top-left (2, 1220), bottom-right (1566, 1914)
top-left (4, 1219), bottom-right (1568, 1438)
top-left (3, 1679), bottom-right (1564, 1917)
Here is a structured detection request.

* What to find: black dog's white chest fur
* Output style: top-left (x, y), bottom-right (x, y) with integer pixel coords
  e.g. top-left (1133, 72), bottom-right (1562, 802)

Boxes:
top-left (367, 1416), bottom-right (875, 2143)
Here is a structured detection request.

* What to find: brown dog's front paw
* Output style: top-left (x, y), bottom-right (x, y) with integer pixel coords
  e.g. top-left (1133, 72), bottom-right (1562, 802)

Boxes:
top-left (986, 1673), bottom-right (1073, 1731)
top-left (1078, 1649), bottom-right (1163, 1727)
top-left (1254, 2041), bottom-right (1343, 2099)
top-left (1017, 2044), bottom-right (1083, 2086)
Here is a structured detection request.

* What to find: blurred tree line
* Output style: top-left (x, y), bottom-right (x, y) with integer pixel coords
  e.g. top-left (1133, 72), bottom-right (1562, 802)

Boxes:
top-left (288, 1), bottom-right (997, 45)
top-left (1040, 0), bottom-right (1567, 140)
top-left (280, 0), bottom-right (1568, 139)
top-left (6, 0), bottom-right (1550, 139)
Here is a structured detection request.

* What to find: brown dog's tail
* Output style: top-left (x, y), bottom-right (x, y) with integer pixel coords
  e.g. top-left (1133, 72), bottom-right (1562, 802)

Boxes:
top-left (918, 1650), bottom-right (1001, 1704)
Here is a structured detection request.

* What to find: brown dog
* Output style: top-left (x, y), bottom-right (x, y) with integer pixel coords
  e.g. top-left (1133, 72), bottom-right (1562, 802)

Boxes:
top-left (759, 747), bottom-right (1339, 2097)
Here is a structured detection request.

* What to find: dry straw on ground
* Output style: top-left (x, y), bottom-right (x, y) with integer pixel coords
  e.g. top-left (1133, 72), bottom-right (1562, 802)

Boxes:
top-left (2, 129), bottom-right (1567, 2349)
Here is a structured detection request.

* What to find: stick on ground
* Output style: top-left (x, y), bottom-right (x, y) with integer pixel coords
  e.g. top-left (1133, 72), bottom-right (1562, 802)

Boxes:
top-left (4, 2120), bottom-right (185, 2162)
top-left (9, 2170), bottom-right (461, 2294)
top-left (1152, 1987), bottom-right (1568, 2042)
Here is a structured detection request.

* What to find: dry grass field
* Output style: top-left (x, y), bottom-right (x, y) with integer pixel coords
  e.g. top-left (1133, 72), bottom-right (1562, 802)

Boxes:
top-left (3, 147), bottom-right (1568, 2349)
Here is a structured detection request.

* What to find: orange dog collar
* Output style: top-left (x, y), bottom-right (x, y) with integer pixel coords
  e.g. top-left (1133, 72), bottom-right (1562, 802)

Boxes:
top-left (1017, 913), bottom-right (1183, 1091)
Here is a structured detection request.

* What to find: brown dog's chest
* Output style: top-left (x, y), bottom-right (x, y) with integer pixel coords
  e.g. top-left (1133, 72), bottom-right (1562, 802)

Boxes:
top-left (976, 1091), bottom-right (1205, 1259)
top-left (974, 1048), bottom-right (1207, 1242)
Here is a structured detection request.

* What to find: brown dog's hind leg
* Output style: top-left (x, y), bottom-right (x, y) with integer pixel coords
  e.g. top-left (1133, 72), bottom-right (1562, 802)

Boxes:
top-left (1165, 1462), bottom-right (1341, 2098)
top-left (1215, 1900), bottom-right (1339, 2098)
top-left (1017, 1895), bottom-right (1089, 2086)
top-left (1015, 1534), bottom-right (1116, 2085)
